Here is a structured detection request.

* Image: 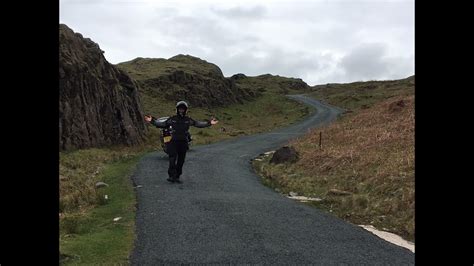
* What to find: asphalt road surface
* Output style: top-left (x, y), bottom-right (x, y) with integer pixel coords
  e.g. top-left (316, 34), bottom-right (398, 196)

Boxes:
top-left (130, 95), bottom-right (414, 265)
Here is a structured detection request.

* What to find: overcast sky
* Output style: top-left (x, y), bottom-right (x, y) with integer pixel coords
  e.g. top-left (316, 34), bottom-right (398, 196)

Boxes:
top-left (59, 0), bottom-right (414, 86)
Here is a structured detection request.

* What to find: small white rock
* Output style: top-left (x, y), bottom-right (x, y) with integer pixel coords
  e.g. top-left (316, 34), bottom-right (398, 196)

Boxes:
top-left (95, 182), bottom-right (109, 188)
top-left (287, 195), bottom-right (323, 202)
top-left (113, 217), bottom-right (122, 222)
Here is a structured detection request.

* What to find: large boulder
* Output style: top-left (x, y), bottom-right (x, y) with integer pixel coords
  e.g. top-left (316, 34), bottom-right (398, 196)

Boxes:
top-left (270, 146), bottom-right (299, 164)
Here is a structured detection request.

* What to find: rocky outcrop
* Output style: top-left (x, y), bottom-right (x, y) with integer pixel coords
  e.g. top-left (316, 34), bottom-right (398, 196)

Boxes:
top-left (59, 24), bottom-right (146, 150)
top-left (118, 56), bottom-right (260, 108)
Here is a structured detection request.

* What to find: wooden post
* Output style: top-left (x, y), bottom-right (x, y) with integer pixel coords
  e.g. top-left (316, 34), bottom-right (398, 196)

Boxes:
top-left (319, 131), bottom-right (322, 150)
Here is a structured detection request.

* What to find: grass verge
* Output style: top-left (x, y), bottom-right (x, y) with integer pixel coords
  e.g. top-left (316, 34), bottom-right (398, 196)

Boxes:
top-left (60, 153), bottom-right (142, 265)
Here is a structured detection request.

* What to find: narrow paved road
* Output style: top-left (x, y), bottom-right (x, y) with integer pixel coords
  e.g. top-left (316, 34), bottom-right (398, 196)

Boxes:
top-left (130, 95), bottom-right (414, 265)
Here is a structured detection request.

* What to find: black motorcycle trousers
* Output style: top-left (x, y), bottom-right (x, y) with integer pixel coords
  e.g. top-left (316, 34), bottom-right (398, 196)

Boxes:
top-left (166, 140), bottom-right (188, 179)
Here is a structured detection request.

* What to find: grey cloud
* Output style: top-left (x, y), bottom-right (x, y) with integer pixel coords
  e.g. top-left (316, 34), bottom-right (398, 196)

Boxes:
top-left (60, 0), bottom-right (414, 84)
top-left (145, 9), bottom-right (265, 58)
top-left (338, 43), bottom-right (413, 82)
top-left (339, 43), bottom-right (389, 81)
top-left (383, 54), bottom-right (414, 80)
top-left (210, 5), bottom-right (266, 19)
top-left (149, 15), bottom-right (235, 47)
top-left (211, 48), bottom-right (323, 80)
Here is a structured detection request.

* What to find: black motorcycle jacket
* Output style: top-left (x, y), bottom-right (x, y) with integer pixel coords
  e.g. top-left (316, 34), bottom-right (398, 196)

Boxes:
top-left (151, 115), bottom-right (211, 141)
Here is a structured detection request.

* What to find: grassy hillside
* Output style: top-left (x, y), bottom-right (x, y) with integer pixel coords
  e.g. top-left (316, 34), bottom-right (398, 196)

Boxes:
top-left (117, 55), bottom-right (224, 80)
top-left (253, 77), bottom-right (415, 242)
top-left (310, 75), bottom-right (414, 111)
top-left (117, 55), bottom-right (258, 108)
top-left (233, 73), bottom-right (311, 95)
top-left (118, 55), bottom-right (313, 146)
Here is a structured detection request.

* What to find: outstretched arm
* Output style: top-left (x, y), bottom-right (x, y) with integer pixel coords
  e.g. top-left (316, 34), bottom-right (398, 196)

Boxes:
top-left (144, 115), bottom-right (169, 128)
top-left (191, 117), bottom-right (219, 128)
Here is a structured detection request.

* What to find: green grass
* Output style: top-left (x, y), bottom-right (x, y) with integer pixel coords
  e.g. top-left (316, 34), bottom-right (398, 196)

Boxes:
top-left (60, 154), bottom-right (141, 265)
top-left (60, 145), bottom-right (156, 213)
top-left (189, 92), bottom-right (312, 144)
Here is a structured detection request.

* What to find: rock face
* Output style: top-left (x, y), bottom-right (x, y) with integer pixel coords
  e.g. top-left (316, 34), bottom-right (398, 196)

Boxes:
top-left (118, 56), bottom-right (260, 108)
top-left (59, 24), bottom-right (146, 150)
top-left (270, 146), bottom-right (299, 164)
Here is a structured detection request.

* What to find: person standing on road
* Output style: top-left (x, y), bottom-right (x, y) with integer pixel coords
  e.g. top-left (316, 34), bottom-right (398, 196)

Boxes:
top-left (144, 101), bottom-right (219, 183)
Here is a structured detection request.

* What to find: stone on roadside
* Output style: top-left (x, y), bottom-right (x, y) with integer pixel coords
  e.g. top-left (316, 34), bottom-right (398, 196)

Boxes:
top-left (95, 182), bottom-right (109, 188)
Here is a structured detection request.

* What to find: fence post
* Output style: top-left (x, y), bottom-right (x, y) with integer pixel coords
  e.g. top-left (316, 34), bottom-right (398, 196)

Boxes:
top-left (319, 131), bottom-right (322, 150)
